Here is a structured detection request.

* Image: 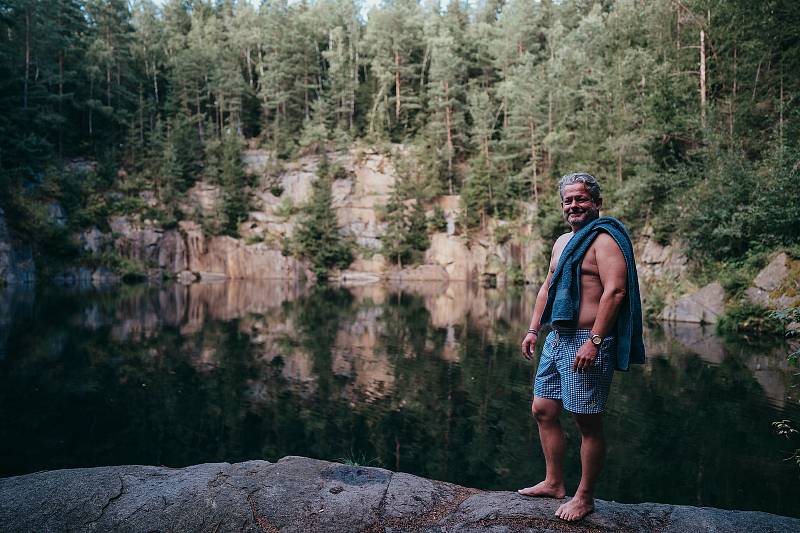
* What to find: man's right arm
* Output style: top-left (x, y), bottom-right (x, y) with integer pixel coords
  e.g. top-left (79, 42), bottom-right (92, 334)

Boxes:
top-left (521, 237), bottom-right (563, 360)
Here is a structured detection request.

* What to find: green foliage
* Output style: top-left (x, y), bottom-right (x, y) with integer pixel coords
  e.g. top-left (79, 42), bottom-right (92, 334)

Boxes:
top-left (219, 132), bottom-right (251, 237)
top-left (459, 155), bottom-right (494, 229)
top-left (427, 206), bottom-right (448, 233)
top-left (380, 189), bottom-right (430, 268)
top-left (274, 198), bottom-right (298, 220)
top-left (536, 190), bottom-right (568, 243)
top-left (704, 252), bottom-right (769, 297)
top-left (87, 250), bottom-right (147, 282)
top-left (675, 144), bottom-right (800, 264)
top-left (162, 114), bottom-right (203, 193)
top-left (1, 0), bottom-right (799, 286)
top-left (293, 175), bottom-right (353, 278)
top-left (494, 223), bottom-right (512, 245)
top-left (770, 307), bottom-right (800, 363)
top-left (717, 301), bottom-right (785, 336)
top-left (506, 264), bottom-right (525, 286)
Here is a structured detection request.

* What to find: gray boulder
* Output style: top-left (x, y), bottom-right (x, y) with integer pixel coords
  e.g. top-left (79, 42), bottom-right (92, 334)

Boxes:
top-left (46, 201), bottom-right (68, 227)
top-left (79, 227), bottom-right (108, 254)
top-left (660, 282), bottom-right (726, 324)
top-left (1, 456), bottom-right (798, 532)
top-left (746, 252), bottom-right (800, 310)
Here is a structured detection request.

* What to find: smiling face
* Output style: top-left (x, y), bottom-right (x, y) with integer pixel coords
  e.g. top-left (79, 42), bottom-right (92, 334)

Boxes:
top-left (561, 183), bottom-right (602, 231)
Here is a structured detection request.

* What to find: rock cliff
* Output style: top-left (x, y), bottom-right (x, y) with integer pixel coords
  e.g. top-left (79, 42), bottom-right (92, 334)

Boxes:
top-left (62, 146), bottom-right (545, 286)
top-left (0, 209), bottom-right (35, 285)
top-left (1, 456), bottom-right (797, 532)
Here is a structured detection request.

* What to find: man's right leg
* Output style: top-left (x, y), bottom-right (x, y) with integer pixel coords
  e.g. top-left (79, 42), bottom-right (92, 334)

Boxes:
top-left (517, 396), bottom-right (567, 498)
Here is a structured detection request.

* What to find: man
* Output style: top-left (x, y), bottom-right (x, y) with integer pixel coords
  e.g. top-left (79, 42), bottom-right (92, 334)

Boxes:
top-left (518, 172), bottom-right (645, 521)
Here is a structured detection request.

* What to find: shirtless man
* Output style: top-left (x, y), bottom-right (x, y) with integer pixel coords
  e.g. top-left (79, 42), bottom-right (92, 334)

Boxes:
top-left (518, 173), bottom-right (631, 522)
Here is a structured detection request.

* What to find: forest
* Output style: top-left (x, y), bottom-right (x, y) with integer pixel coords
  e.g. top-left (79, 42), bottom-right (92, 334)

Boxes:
top-left (1, 0), bottom-right (799, 283)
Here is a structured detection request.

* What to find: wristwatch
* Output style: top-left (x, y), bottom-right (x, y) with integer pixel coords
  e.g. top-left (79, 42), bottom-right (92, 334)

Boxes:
top-left (590, 333), bottom-right (603, 346)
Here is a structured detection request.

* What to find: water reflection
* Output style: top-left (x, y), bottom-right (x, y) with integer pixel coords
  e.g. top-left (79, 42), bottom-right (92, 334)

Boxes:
top-left (0, 281), bottom-right (798, 517)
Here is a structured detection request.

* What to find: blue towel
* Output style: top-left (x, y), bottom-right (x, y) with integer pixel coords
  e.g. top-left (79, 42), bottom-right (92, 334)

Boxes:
top-left (540, 216), bottom-right (645, 371)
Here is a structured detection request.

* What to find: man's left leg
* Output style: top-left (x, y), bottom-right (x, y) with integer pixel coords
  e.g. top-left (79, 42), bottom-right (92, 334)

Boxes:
top-left (555, 413), bottom-right (604, 521)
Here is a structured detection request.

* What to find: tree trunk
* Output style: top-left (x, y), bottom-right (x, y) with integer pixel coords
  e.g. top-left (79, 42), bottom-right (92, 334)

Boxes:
top-left (444, 81), bottom-right (454, 192)
top-left (196, 92), bottom-right (203, 140)
top-left (729, 47), bottom-right (736, 137)
top-left (699, 30), bottom-right (706, 129)
top-left (751, 59), bottom-right (762, 102)
top-left (58, 52), bottom-right (64, 157)
top-left (245, 48), bottom-right (253, 87)
top-left (89, 78), bottom-right (94, 137)
top-left (351, 41), bottom-right (357, 131)
top-left (528, 119), bottom-right (538, 204)
top-left (106, 27), bottom-right (112, 107)
top-left (779, 70), bottom-right (784, 146)
top-left (107, 65), bottom-right (112, 107)
top-left (24, 8), bottom-right (30, 109)
top-left (139, 83), bottom-right (144, 146)
top-left (303, 55), bottom-right (309, 119)
top-left (395, 50), bottom-right (401, 121)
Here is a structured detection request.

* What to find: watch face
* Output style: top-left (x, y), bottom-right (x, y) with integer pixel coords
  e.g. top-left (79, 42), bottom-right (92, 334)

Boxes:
top-left (591, 335), bottom-right (602, 346)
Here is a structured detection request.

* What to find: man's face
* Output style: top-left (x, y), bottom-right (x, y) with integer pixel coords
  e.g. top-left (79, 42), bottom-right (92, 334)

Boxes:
top-left (561, 183), bottom-right (601, 231)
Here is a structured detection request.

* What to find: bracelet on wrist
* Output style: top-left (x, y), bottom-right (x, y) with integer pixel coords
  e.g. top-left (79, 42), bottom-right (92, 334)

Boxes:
top-left (527, 328), bottom-right (538, 335)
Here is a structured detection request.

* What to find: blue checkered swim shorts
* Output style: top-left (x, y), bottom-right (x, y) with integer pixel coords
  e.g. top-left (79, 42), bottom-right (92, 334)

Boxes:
top-left (533, 328), bottom-right (616, 414)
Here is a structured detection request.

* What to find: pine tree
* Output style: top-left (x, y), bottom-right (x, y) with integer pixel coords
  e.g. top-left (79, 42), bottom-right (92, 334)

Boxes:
top-left (220, 131), bottom-right (249, 237)
top-left (293, 174), bottom-right (353, 278)
top-left (425, 22), bottom-right (467, 194)
top-left (363, 0), bottom-right (424, 137)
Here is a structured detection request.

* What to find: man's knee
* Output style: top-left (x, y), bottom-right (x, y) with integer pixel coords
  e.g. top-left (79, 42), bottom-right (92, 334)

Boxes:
top-left (532, 397), bottom-right (561, 423)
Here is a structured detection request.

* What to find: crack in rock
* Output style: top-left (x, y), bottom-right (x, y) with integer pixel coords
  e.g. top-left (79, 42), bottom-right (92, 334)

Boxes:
top-left (376, 471), bottom-right (394, 518)
top-left (81, 473), bottom-right (125, 528)
top-left (363, 484), bottom-right (478, 532)
top-left (246, 489), bottom-right (279, 533)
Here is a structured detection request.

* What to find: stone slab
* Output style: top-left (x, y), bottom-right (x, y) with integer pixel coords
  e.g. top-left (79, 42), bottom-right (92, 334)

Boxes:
top-left (2, 457), bottom-right (798, 532)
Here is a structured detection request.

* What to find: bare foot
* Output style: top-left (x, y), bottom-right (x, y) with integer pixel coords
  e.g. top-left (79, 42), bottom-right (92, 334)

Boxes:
top-left (555, 496), bottom-right (594, 521)
top-left (516, 480), bottom-right (566, 499)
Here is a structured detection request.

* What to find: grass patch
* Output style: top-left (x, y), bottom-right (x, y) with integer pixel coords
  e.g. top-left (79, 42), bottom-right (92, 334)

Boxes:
top-left (337, 450), bottom-right (383, 468)
top-left (717, 301), bottom-right (784, 335)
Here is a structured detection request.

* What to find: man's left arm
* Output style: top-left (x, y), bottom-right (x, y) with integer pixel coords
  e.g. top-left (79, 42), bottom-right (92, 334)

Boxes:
top-left (572, 233), bottom-right (627, 372)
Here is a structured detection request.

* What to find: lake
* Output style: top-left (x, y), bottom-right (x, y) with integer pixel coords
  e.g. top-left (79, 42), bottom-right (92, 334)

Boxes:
top-left (1, 281), bottom-right (798, 517)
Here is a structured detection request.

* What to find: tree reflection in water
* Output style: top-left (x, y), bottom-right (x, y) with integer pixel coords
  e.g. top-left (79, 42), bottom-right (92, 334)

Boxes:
top-left (0, 281), bottom-right (798, 517)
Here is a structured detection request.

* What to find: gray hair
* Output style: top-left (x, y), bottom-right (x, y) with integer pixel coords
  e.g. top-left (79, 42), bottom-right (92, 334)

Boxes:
top-left (558, 172), bottom-right (601, 203)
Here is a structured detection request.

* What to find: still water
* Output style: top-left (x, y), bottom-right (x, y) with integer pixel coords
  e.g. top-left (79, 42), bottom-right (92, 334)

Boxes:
top-left (1, 281), bottom-right (798, 517)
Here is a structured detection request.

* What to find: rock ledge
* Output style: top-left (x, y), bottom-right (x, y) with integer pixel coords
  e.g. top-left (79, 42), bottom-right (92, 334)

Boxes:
top-left (1, 456), bottom-right (797, 532)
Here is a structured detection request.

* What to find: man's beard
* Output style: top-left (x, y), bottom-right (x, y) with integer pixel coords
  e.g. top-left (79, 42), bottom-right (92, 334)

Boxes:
top-left (564, 207), bottom-right (600, 230)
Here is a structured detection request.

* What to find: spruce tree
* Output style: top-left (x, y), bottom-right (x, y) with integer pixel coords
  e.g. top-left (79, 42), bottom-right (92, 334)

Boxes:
top-left (293, 173), bottom-right (353, 278)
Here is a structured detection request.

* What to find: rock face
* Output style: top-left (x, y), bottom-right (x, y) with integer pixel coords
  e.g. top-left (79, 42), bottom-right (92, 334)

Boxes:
top-left (635, 227), bottom-right (689, 282)
top-left (178, 221), bottom-right (312, 280)
top-left (746, 252), bottom-right (800, 310)
top-left (0, 208), bottom-right (35, 285)
top-left (100, 217), bottom-right (312, 282)
top-left (1, 456), bottom-right (797, 533)
top-left (660, 282), bottom-right (726, 324)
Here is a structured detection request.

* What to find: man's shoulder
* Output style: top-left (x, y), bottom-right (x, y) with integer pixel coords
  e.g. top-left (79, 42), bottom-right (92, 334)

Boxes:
top-left (592, 230), bottom-right (626, 260)
top-left (554, 232), bottom-right (572, 246)
top-left (593, 231), bottom-right (617, 246)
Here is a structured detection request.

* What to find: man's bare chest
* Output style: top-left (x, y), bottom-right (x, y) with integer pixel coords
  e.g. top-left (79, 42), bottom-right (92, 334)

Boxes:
top-left (552, 242), bottom-right (601, 278)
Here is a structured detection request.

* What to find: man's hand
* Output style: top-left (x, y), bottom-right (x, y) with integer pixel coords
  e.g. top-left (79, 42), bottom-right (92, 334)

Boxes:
top-left (572, 339), bottom-right (599, 371)
top-left (521, 333), bottom-right (537, 360)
